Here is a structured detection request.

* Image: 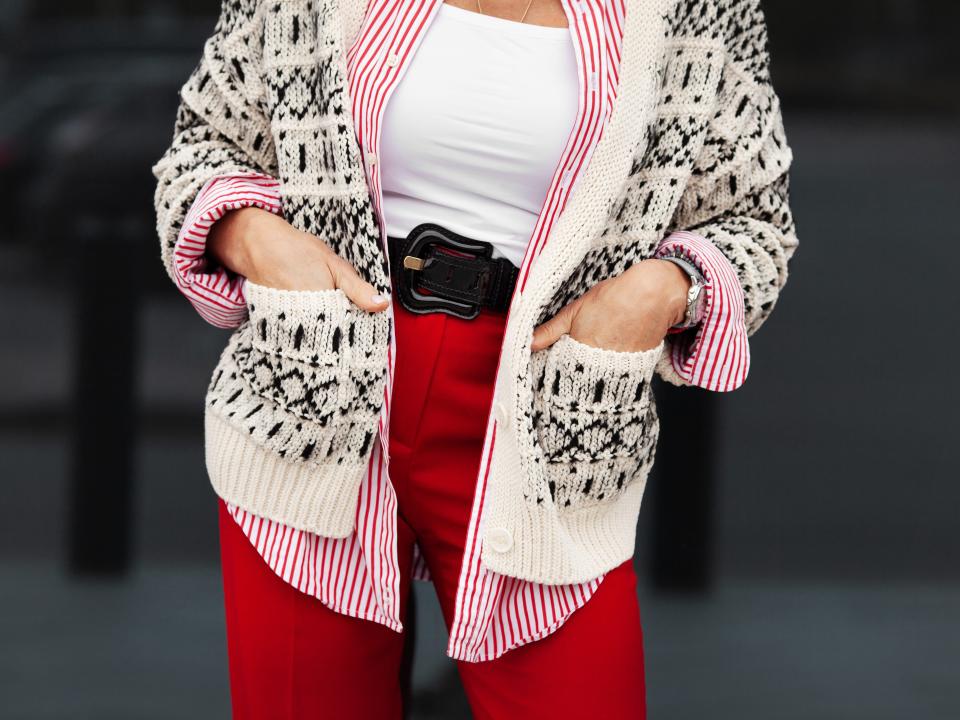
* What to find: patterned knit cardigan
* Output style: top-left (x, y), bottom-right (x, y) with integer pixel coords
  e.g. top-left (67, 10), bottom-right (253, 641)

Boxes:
top-left (151, 0), bottom-right (798, 585)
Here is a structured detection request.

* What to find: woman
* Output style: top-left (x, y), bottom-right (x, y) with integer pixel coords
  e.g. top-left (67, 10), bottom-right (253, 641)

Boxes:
top-left (151, 0), bottom-right (797, 717)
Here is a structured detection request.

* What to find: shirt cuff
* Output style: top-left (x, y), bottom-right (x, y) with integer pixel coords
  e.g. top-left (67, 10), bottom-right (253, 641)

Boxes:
top-left (173, 172), bottom-right (282, 328)
top-left (653, 230), bottom-right (750, 391)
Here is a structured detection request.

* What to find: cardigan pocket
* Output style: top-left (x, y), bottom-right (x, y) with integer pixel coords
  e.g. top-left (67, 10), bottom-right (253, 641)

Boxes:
top-left (531, 335), bottom-right (664, 511)
top-left (207, 280), bottom-right (389, 466)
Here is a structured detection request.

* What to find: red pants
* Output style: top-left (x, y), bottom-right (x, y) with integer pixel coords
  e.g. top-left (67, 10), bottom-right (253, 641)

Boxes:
top-left (218, 302), bottom-right (647, 719)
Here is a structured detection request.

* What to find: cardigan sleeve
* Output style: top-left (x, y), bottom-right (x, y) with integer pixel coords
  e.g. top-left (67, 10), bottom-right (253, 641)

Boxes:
top-left (172, 172), bottom-right (283, 328)
top-left (150, 0), bottom-right (278, 319)
top-left (656, 0), bottom-right (799, 391)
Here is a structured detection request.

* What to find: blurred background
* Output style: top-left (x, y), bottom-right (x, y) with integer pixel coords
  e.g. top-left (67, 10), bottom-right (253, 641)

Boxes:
top-left (1, 1), bottom-right (958, 718)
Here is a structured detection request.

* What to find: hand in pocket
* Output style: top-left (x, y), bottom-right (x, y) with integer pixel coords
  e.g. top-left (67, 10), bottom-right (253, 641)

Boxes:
top-left (208, 206), bottom-right (390, 312)
top-left (531, 258), bottom-right (692, 353)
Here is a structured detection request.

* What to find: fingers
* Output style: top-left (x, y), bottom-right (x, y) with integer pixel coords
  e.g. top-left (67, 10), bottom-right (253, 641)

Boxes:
top-left (531, 298), bottom-right (580, 352)
top-left (327, 254), bottom-right (390, 313)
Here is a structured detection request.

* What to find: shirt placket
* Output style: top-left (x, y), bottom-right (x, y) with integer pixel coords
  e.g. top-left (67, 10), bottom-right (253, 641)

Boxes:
top-left (348, 0), bottom-right (447, 629)
top-left (445, 0), bottom-right (613, 661)
top-left (346, 0), bottom-right (614, 656)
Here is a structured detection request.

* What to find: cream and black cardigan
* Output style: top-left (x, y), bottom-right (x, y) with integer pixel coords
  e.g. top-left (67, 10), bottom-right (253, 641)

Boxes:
top-left (151, 0), bottom-right (798, 584)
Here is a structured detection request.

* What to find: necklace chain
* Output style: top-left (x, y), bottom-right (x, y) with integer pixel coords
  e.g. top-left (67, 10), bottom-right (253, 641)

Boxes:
top-left (476, 0), bottom-right (537, 24)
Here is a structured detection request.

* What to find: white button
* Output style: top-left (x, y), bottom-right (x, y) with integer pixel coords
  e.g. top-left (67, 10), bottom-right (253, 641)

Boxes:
top-left (486, 527), bottom-right (513, 553)
top-left (385, 52), bottom-right (399, 67)
top-left (494, 401), bottom-right (509, 424)
top-left (560, 169), bottom-right (573, 188)
top-left (589, 71), bottom-right (598, 91)
top-left (367, 151), bottom-right (378, 165)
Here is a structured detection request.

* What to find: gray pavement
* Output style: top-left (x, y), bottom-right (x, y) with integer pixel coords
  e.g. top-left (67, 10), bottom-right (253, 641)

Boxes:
top-left (1, 565), bottom-right (956, 719)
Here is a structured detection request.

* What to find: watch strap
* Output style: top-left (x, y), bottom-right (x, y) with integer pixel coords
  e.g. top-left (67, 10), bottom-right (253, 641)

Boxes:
top-left (659, 254), bottom-right (706, 330)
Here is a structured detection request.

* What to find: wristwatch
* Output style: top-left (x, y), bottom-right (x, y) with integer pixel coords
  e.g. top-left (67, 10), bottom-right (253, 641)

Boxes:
top-left (659, 254), bottom-right (706, 330)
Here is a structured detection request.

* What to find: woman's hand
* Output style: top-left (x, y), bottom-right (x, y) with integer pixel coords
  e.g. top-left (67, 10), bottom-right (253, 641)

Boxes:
top-left (531, 259), bottom-right (692, 353)
top-left (207, 206), bottom-right (390, 312)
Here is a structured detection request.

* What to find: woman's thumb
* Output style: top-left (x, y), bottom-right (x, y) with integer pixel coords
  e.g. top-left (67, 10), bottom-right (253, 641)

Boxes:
top-left (329, 256), bottom-right (390, 313)
top-left (531, 300), bottom-right (577, 352)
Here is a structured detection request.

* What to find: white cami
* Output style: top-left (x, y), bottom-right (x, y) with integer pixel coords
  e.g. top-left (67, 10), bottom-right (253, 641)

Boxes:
top-left (379, 2), bottom-right (579, 267)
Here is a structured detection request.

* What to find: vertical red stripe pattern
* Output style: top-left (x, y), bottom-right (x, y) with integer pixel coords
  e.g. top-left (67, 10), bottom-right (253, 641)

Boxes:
top-left (654, 230), bottom-right (751, 391)
top-left (168, 0), bottom-right (751, 663)
top-left (445, 0), bottom-right (624, 662)
top-left (171, 172), bottom-right (281, 328)
top-left (224, 439), bottom-right (402, 631)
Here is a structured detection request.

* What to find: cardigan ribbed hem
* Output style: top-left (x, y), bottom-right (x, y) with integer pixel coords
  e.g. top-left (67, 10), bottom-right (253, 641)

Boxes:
top-left (204, 409), bottom-right (365, 538)
top-left (481, 444), bottom-right (650, 585)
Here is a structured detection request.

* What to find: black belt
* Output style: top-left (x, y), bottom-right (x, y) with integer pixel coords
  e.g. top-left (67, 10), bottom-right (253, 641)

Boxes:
top-left (388, 223), bottom-right (520, 320)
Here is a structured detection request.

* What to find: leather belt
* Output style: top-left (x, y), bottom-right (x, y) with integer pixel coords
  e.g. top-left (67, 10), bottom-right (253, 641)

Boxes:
top-left (388, 223), bottom-right (519, 320)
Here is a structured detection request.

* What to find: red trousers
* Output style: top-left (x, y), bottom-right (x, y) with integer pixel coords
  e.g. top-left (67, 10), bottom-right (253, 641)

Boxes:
top-left (218, 301), bottom-right (647, 719)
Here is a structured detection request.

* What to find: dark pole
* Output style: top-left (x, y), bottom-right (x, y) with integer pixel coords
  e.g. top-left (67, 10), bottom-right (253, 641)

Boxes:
top-left (649, 382), bottom-right (717, 592)
top-left (399, 588), bottom-right (417, 719)
top-left (67, 214), bottom-right (142, 576)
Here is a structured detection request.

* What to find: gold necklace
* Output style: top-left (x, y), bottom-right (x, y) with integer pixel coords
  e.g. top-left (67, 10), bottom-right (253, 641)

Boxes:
top-left (476, 0), bottom-right (537, 24)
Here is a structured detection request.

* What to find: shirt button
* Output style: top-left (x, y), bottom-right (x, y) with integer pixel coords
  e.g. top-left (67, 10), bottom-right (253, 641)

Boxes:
top-left (385, 52), bottom-right (399, 67)
top-left (486, 527), bottom-right (513, 553)
top-left (367, 151), bottom-right (378, 166)
top-left (494, 401), bottom-right (509, 424)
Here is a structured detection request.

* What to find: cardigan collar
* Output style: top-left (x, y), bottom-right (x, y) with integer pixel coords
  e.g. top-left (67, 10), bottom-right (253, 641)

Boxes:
top-left (337, 0), bottom-right (674, 165)
top-left (333, 0), bottom-right (673, 235)
top-left (519, 0), bottom-right (672, 293)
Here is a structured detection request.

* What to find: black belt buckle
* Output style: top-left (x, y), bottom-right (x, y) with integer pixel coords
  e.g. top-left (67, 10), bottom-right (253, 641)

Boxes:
top-left (393, 223), bottom-right (494, 320)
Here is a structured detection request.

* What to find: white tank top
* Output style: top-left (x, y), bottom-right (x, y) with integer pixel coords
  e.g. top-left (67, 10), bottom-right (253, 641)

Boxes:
top-left (379, 3), bottom-right (579, 268)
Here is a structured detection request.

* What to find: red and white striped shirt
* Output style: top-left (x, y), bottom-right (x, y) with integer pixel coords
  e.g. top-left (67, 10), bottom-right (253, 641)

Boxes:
top-left (173, 0), bottom-right (747, 662)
